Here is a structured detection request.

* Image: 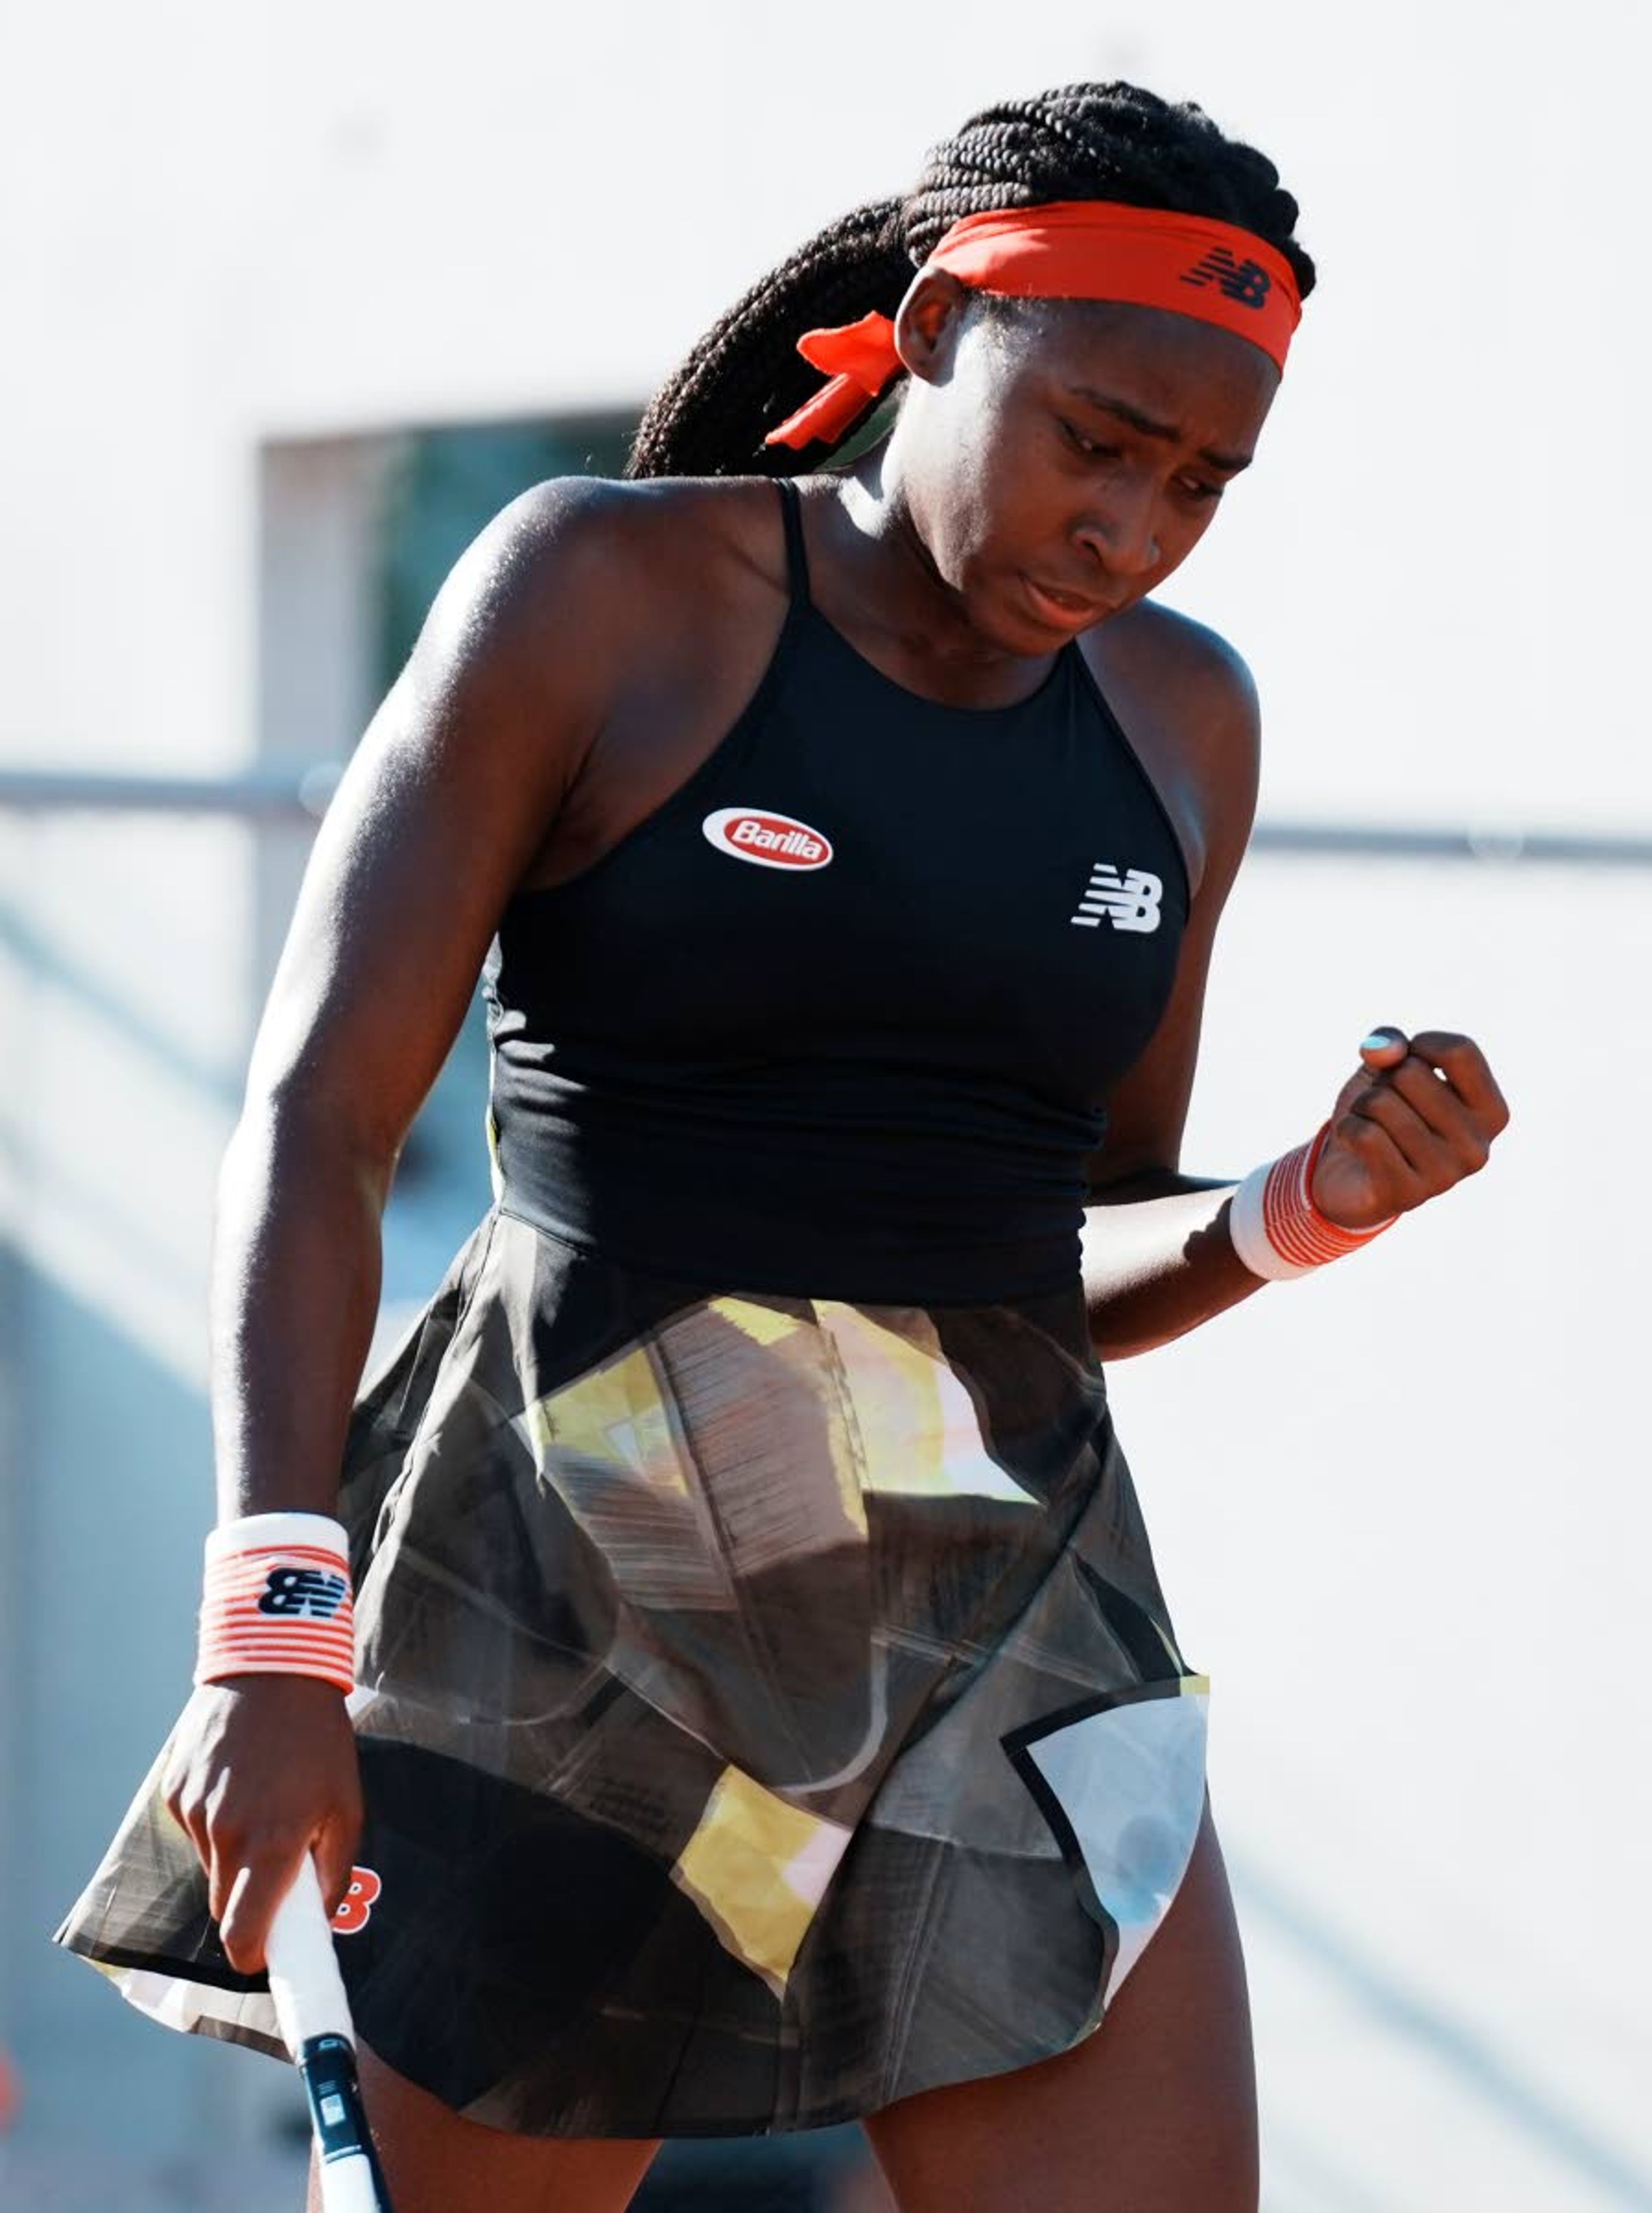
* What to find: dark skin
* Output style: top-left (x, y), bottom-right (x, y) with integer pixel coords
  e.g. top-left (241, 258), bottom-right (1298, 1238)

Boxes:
top-left (162, 266), bottom-right (1509, 2213)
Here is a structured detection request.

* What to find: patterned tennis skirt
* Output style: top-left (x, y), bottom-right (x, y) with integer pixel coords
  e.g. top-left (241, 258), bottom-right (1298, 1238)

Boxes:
top-left (55, 1207), bottom-right (1209, 2138)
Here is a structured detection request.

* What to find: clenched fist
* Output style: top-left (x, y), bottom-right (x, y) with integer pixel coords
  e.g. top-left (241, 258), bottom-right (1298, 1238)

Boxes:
top-left (1310, 1028), bottom-right (1510, 1232)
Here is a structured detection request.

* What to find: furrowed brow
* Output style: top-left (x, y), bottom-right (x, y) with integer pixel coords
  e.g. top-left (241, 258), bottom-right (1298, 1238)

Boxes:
top-left (1063, 383), bottom-right (1253, 475)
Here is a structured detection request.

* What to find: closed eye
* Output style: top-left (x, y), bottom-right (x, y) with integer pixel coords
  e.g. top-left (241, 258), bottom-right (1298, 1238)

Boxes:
top-left (1061, 417), bottom-right (1229, 506)
top-left (1059, 419), bottom-right (1118, 461)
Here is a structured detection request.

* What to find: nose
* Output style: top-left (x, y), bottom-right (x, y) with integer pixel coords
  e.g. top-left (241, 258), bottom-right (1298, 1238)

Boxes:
top-left (1073, 480), bottom-right (1162, 580)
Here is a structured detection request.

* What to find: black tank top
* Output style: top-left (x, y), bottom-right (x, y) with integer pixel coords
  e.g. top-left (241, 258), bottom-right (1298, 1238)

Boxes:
top-left (481, 478), bottom-right (1190, 1304)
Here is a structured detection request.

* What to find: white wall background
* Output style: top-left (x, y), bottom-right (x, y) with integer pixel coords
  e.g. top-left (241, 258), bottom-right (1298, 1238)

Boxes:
top-left (2, 4), bottom-right (1647, 2208)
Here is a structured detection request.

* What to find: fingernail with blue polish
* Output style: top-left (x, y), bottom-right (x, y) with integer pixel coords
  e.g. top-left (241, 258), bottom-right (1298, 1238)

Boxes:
top-left (1361, 1031), bottom-right (1395, 1052)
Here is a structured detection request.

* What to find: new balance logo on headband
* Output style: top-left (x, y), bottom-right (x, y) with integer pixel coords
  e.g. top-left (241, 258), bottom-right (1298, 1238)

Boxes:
top-left (257, 1566), bottom-right (350, 1619)
top-left (1071, 864), bottom-right (1163, 933)
top-left (1180, 248), bottom-right (1272, 309)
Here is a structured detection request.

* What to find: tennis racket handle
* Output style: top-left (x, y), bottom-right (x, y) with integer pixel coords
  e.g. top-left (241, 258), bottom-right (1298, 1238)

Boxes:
top-left (266, 1858), bottom-right (395, 2211)
top-left (311, 2160), bottom-right (382, 2213)
top-left (266, 1855), bottom-right (352, 2044)
top-left (295, 2033), bottom-right (392, 2213)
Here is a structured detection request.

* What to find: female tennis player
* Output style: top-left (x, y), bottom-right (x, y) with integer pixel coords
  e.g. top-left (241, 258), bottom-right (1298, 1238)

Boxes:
top-left (56, 79), bottom-right (1507, 2213)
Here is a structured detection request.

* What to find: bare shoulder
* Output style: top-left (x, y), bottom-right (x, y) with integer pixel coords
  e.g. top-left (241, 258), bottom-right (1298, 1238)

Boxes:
top-left (512, 471), bottom-right (788, 588)
top-left (1116, 595), bottom-right (1255, 702)
top-left (240, 473), bottom-right (795, 1140)
top-left (401, 471), bottom-right (789, 791)
top-left (445, 472), bottom-right (788, 677)
top-left (1086, 598), bottom-right (1260, 767)
top-left (598, 472), bottom-right (795, 627)
top-left (1081, 599), bottom-right (1261, 905)
top-left (495, 474), bottom-right (799, 892)
top-left (422, 472), bottom-right (774, 649)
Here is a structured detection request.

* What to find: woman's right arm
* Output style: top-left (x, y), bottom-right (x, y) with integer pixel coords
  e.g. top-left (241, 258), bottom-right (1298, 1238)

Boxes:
top-left (163, 476), bottom-right (639, 1972)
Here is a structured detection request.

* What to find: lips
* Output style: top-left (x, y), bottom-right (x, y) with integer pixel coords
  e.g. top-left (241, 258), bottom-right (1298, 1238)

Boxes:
top-left (1023, 575), bottom-right (1118, 627)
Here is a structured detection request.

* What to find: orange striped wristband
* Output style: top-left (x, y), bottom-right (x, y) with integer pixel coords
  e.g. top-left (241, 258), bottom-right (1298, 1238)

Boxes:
top-left (194, 1512), bottom-right (355, 1697)
top-left (1228, 1121), bottom-right (1396, 1282)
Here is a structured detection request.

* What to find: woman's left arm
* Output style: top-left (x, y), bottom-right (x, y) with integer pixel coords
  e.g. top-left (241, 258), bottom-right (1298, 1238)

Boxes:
top-left (1080, 628), bottom-right (1509, 1361)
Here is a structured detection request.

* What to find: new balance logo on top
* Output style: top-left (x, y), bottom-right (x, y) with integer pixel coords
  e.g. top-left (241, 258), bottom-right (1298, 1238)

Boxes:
top-left (1180, 247), bottom-right (1272, 309)
top-left (258, 1566), bottom-right (349, 1619)
top-left (1071, 864), bottom-right (1163, 933)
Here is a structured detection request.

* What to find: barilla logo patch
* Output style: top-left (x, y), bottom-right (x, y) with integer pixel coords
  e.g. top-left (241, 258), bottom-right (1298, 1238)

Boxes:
top-left (702, 807), bottom-right (833, 871)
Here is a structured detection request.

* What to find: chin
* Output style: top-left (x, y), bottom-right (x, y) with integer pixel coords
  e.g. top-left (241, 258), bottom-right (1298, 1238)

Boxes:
top-left (944, 570), bottom-right (1039, 654)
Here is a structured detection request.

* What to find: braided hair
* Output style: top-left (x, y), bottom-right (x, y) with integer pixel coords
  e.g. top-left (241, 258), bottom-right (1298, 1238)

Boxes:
top-left (625, 82), bottom-right (1315, 483)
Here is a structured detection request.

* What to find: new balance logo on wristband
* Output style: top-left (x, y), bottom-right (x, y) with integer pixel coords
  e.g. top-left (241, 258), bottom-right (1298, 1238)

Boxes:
top-left (197, 1519), bottom-right (358, 1695)
top-left (257, 1566), bottom-right (349, 1619)
top-left (1070, 864), bottom-right (1164, 933)
top-left (1180, 247), bottom-right (1273, 309)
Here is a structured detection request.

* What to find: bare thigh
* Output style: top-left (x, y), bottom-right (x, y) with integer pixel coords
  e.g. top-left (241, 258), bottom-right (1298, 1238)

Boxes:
top-left (862, 1793), bottom-right (1257, 2213)
top-left (304, 2046), bottom-right (660, 2213)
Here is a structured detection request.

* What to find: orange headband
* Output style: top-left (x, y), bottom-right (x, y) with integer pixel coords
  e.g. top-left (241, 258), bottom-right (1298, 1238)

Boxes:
top-left (764, 200), bottom-right (1302, 452)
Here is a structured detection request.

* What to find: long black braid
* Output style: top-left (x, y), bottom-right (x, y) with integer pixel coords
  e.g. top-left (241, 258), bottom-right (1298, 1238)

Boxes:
top-left (625, 82), bottom-right (1315, 483)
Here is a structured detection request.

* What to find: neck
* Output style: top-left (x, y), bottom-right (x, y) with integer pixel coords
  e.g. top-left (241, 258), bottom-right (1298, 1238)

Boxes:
top-left (825, 433), bottom-right (1048, 686)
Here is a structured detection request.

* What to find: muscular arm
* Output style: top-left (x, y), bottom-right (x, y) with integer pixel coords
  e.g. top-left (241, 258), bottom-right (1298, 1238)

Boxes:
top-left (172, 479), bottom-right (649, 1969)
top-left (1079, 616), bottom-right (1264, 1362)
top-left (212, 479), bottom-right (632, 1522)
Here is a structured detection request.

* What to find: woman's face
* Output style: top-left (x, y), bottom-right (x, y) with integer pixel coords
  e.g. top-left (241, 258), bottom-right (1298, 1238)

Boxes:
top-left (889, 278), bottom-right (1283, 650)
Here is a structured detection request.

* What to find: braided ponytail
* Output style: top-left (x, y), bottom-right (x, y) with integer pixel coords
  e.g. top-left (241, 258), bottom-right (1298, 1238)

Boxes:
top-left (625, 200), bottom-right (910, 482)
top-left (625, 82), bottom-right (1314, 483)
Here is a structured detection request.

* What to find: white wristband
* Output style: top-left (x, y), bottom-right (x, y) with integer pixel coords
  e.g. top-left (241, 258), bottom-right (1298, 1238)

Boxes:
top-left (197, 1511), bottom-right (355, 1696)
top-left (1229, 1123), bottom-right (1396, 1283)
top-left (203, 1511), bottom-right (349, 1565)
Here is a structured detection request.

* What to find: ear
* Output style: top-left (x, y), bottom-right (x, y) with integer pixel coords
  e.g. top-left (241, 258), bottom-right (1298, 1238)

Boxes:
top-left (891, 268), bottom-right (975, 388)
